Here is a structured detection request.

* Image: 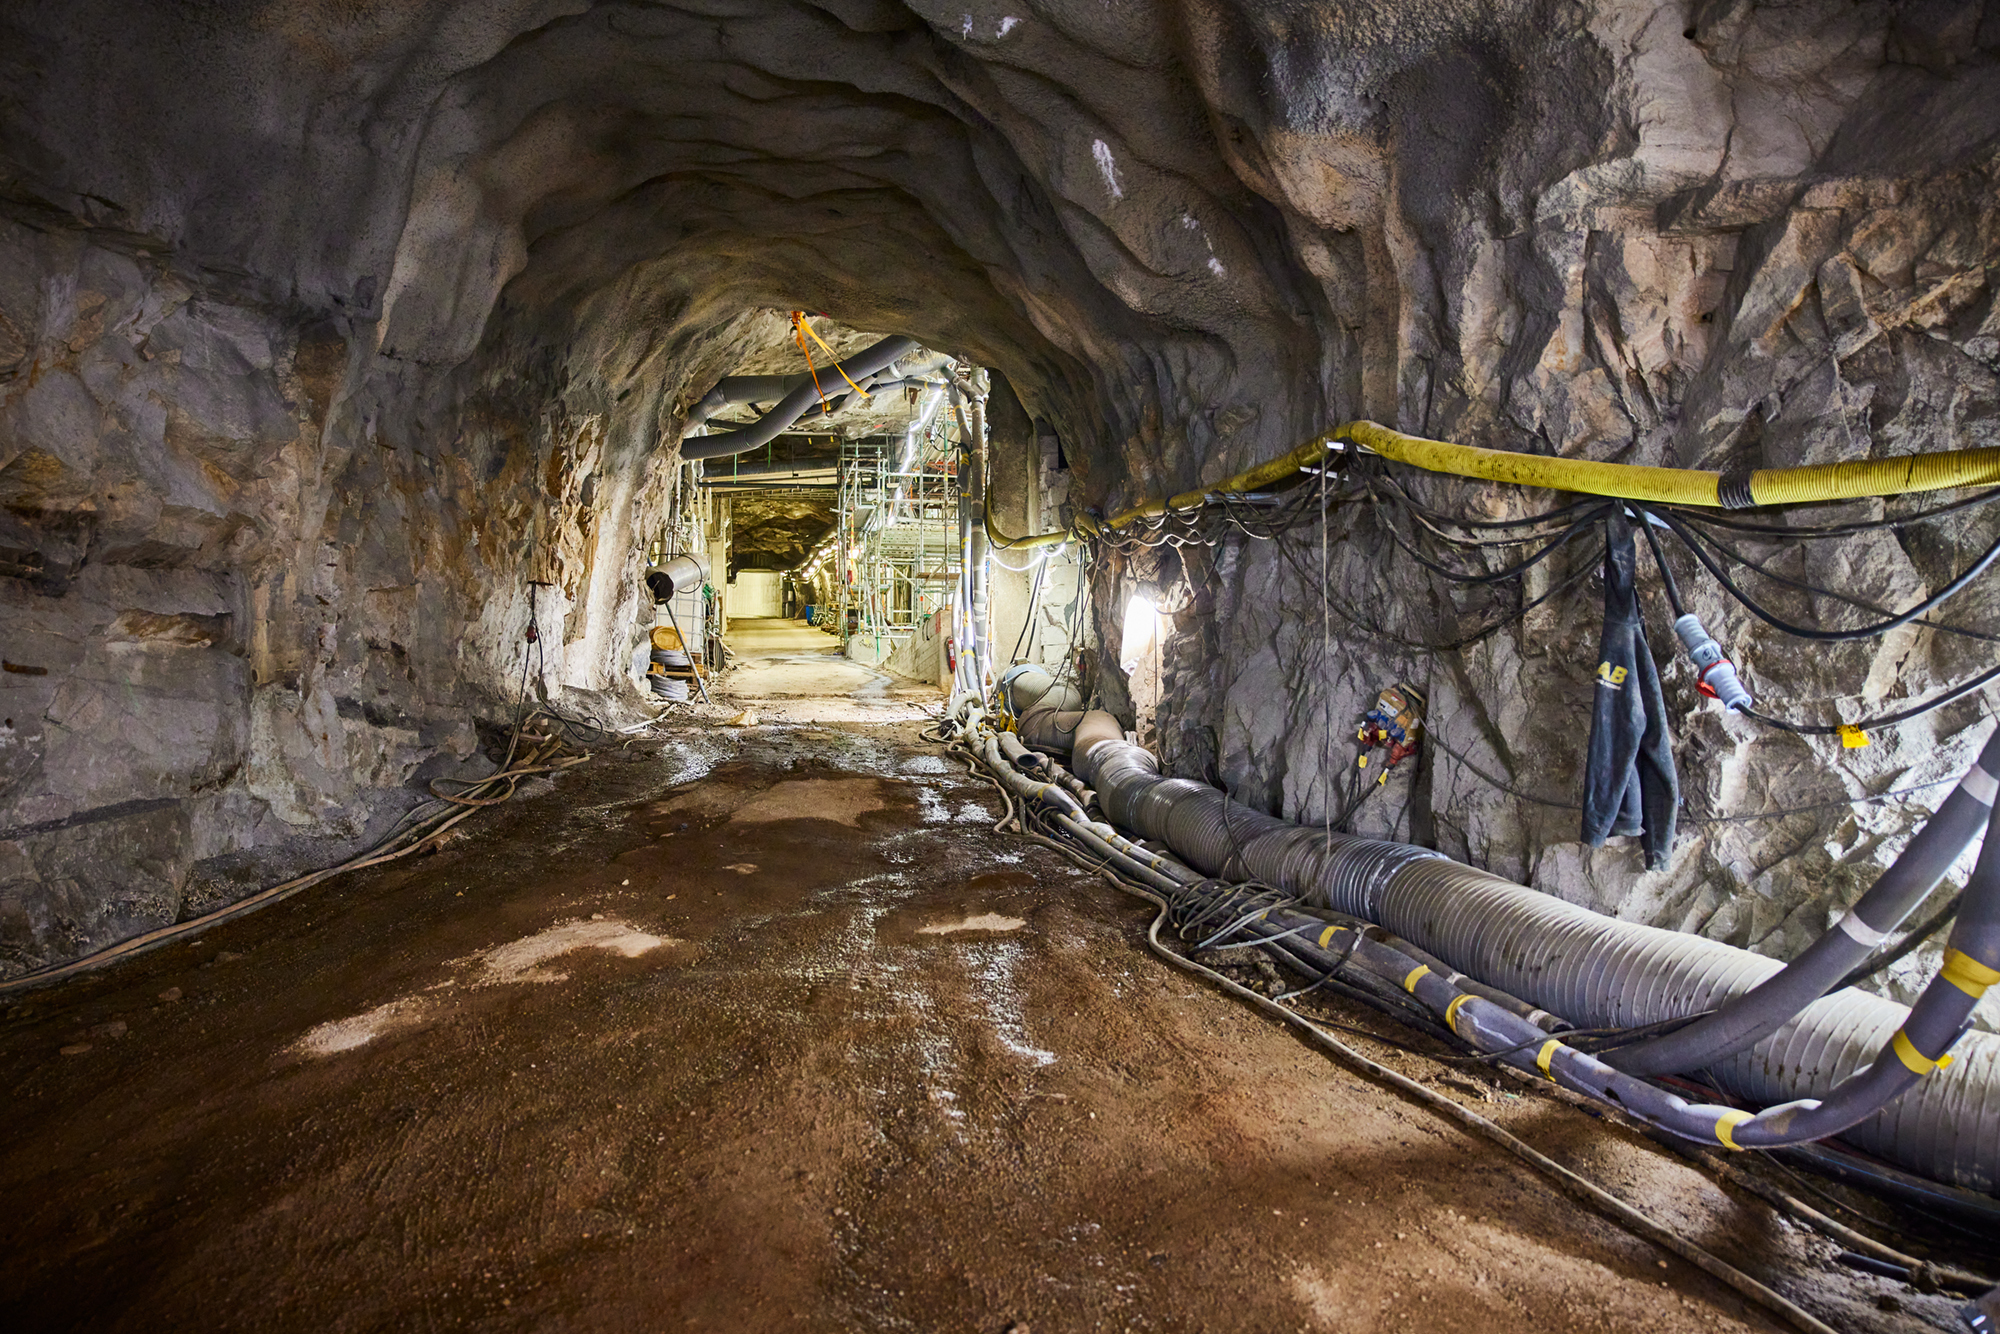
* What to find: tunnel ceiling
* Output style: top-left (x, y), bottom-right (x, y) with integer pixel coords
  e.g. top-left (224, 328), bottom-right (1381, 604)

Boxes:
top-left (0, 0), bottom-right (1354, 491)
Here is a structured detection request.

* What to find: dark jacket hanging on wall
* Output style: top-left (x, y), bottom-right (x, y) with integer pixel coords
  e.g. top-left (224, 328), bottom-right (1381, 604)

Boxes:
top-left (1582, 510), bottom-right (1680, 869)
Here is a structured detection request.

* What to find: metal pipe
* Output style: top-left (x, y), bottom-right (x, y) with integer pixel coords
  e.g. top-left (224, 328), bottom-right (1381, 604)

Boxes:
top-left (952, 377), bottom-right (992, 694)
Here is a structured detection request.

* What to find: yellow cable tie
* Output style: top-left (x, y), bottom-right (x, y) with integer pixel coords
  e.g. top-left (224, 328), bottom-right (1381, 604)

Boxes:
top-left (1401, 964), bottom-right (1431, 993)
top-left (1891, 1029), bottom-right (1955, 1076)
top-left (1317, 925), bottom-right (1345, 949)
top-left (1838, 723), bottom-right (1870, 749)
top-left (1715, 1110), bottom-right (1752, 1152)
top-left (1535, 1039), bottom-right (1561, 1080)
top-left (1444, 994), bottom-right (1474, 1035)
top-left (1940, 948), bottom-right (2000, 999)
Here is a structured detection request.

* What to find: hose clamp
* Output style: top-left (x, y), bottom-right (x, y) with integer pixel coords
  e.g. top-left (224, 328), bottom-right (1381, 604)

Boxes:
top-left (1717, 467), bottom-right (1757, 510)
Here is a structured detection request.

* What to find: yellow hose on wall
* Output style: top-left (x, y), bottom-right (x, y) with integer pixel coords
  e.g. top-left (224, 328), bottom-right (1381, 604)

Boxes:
top-left (984, 419), bottom-right (2000, 548)
top-left (1347, 420), bottom-right (2000, 507)
top-left (1341, 421), bottom-right (1724, 505)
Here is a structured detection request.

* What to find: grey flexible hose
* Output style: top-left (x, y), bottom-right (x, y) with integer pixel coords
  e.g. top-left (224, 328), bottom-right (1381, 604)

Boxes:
top-left (955, 713), bottom-right (1849, 1334)
top-left (1059, 720), bottom-right (2000, 1193)
top-left (697, 461), bottom-right (841, 481)
top-left (682, 336), bottom-right (918, 460)
top-left (1613, 727), bottom-right (2000, 1076)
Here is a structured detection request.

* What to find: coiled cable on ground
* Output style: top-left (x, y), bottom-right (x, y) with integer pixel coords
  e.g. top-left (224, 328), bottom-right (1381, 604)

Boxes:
top-left (0, 706), bottom-right (596, 995)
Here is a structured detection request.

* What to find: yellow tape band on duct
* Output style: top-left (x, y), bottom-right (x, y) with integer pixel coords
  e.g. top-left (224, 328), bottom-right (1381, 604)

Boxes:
top-left (1445, 994), bottom-right (1475, 1035)
top-left (1892, 1029), bottom-right (1955, 1076)
top-left (1940, 949), bottom-right (2000, 999)
top-left (1317, 925), bottom-right (1344, 949)
top-left (1535, 1039), bottom-right (1561, 1080)
top-left (1402, 964), bottom-right (1432, 993)
top-left (1715, 1110), bottom-right (1752, 1152)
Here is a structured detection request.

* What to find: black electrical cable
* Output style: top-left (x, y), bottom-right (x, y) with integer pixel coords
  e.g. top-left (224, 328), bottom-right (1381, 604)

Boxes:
top-left (1427, 731), bottom-right (1584, 811)
top-left (1369, 466), bottom-right (1614, 542)
top-left (1443, 1011), bottom-right (1716, 1069)
top-left (1370, 482), bottom-right (1611, 586)
top-left (1673, 518), bottom-right (2000, 645)
top-left (1658, 485), bottom-right (2000, 539)
top-left (1743, 668), bottom-right (2000, 735)
top-left (1251, 469), bottom-right (1606, 656)
top-left (1009, 551), bottom-right (1048, 665)
top-left (1360, 458), bottom-right (1613, 531)
top-left (1651, 505), bottom-right (2000, 643)
top-left (1686, 777), bottom-right (1957, 825)
top-left (1632, 506), bottom-right (1688, 618)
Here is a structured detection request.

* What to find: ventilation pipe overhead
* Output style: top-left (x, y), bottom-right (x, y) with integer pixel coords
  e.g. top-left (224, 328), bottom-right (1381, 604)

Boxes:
top-left (682, 335), bottom-right (919, 460)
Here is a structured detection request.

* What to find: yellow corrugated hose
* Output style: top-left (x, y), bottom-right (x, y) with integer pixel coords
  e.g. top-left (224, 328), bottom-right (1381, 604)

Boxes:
top-left (983, 419), bottom-right (2000, 548)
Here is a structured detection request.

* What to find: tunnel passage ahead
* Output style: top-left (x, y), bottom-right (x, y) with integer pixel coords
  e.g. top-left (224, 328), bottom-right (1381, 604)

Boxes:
top-left (721, 616), bottom-right (940, 721)
top-left (0, 716), bottom-right (1898, 1334)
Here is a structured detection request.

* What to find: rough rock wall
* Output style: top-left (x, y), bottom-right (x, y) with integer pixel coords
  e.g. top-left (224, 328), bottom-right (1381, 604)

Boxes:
top-left (0, 215), bottom-right (680, 973)
top-left (727, 495), bottom-right (836, 574)
top-left (0, 0), bottom-right (1996, 991)
top-left (1132, 2), bottom-right (2000, 1019)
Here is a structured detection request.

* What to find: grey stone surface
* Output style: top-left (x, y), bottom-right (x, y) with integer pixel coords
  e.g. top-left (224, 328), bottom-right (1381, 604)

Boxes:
top-left (0, 0), bottom-right (1993, 1005)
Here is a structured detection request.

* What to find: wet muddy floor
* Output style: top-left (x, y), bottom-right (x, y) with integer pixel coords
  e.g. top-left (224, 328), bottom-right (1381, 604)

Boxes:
top-left (0, 708), bottom-right (1984, 1332)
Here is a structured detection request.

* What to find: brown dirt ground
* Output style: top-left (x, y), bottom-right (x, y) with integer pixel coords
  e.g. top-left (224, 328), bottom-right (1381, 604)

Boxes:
top-left (0, 720), bottom-right (1979, 1333)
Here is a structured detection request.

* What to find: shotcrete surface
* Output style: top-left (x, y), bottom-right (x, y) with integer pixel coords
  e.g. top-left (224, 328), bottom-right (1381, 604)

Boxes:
top-left (0, 711), bottom-right (1975, 1332)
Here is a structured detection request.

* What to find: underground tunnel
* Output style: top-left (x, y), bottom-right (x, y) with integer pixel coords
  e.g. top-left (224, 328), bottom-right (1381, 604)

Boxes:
top-left (2, 0), bottom-right (2000, 1329)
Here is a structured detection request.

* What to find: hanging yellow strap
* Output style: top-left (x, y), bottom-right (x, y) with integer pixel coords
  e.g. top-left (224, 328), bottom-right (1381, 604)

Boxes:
top-left (793, 312), bottom-right (874, 404)
top-left (790, 315), bottom-right (831, 416)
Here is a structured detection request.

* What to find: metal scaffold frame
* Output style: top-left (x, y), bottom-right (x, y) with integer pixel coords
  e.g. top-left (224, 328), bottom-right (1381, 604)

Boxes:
top-left (814, 397), bottom-right (962, 653)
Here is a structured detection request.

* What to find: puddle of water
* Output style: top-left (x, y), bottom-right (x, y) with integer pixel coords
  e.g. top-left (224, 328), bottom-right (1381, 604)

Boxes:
top-left (728, 778), bottom-right (897, 827)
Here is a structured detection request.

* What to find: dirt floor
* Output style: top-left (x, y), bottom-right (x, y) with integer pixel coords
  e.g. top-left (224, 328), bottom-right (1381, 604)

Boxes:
top-left (719, 617), bottom-right (935, 722)
top-left (0, 626), bottom-right (1985, 1333)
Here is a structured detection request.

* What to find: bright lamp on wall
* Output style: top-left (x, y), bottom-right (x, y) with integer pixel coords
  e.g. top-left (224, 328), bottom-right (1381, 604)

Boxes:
top-left (1119, 593), bottom-right (1159, 672)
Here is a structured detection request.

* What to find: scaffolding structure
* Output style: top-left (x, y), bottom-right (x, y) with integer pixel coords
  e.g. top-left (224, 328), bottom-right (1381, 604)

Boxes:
top-left (820, 401), bottom-right (961, 652)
